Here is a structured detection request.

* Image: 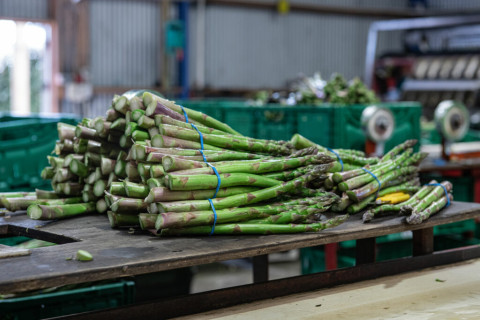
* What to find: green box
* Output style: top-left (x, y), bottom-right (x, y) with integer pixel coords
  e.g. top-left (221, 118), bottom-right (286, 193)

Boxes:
top-left (0, 114), bottom-right (79, 192)
top-left (178, 100), bottom-right (421, 151)
top-left (0, 280), bottom-right (135, 319)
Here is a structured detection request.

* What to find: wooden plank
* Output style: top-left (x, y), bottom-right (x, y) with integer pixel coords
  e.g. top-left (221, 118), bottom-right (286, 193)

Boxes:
top-left (0, 201), bottom-right (479, 294)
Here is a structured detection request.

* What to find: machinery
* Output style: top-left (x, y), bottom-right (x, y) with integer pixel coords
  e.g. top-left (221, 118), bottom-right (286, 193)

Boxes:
top-left (361, 105), bottom-right (395, 157)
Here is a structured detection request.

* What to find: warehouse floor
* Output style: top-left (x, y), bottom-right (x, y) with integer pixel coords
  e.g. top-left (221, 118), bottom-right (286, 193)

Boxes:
top-left (190, 250), bottom-right (301, 293)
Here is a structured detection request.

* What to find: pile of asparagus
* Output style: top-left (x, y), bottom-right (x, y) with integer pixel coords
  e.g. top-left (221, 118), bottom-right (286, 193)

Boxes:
top-left (0, 91), bottom-right (454, 234)
top-left (0, 118), bottom-right (127, 218)
top-left (102, 92), bottom-right (349, 235)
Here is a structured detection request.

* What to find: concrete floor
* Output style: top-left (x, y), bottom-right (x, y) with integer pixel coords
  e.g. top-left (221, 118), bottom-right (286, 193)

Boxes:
top-left (190, 250), bottom-right (301, 293)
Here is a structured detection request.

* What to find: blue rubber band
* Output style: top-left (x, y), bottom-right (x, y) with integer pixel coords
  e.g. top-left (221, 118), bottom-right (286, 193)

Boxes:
top-left (190, 123), bottom-right (205, 150)
top-left (327, 148), bottom-right (343, 172)
top-left (426, 183), bottom-right (451, 207)
top-left (179, 105), bottom-right (222, 231)
top-left (180, 105), bottom-right (189, 123)
top-left (208, 198), bottom-right (218, 235)
top-left (362, 168), bottom-right (381, 199)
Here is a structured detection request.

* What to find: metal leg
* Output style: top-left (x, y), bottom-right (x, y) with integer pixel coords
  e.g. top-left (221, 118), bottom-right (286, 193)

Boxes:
top-left (325, 243), bottom-right (338, 270)
top-left (413, 227), bottom-right (434, 256)
top-left (253, 254), bottom-right (269, 283)
top-left (356, 237), bottom-right (376, 265)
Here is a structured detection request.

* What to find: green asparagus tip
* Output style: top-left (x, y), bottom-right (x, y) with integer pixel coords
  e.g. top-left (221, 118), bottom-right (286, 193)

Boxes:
top-left (76, 249), bottom-right (93, 261)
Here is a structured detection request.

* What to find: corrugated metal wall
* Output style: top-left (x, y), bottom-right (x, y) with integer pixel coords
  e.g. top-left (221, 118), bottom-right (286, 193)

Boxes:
top-left (188, 2), bottom-right (405, 89)
top-left (89, 0), bottom-right (160, 88)
top-left (0, 0), bottom-right (48, 20)
top-left (63, 0), bottom-right (163, 118)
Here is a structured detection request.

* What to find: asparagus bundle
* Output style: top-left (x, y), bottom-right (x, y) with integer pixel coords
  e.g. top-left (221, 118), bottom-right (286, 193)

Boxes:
top-left (101, 92), bottom-right (349, 234)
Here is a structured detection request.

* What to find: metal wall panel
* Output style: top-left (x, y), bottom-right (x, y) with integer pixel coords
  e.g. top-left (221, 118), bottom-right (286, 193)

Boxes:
top-left (189, 4), bottom-right (404, 89)
top-left (429, 0), bottom-right (480, 10)
top-left (0, 0), bottom-right (48, 20)
top-left (89, 0), bottom-right (160, 87)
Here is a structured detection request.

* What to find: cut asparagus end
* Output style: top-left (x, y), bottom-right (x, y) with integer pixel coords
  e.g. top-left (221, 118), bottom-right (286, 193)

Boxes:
top-left (96, 198), bottom-right (108, 213)
top-left (93, 180), bottom-right (107, 197)
top-left (114, 96), bottom-right (128, 114)
top-left (148, 203), bottom-right (159, 214)
top-left (76, 249), bottom-right (93, 261)
top-left (27, 205), bottom-right (43, 220)
top-left (107, 211), bottom-right (117, 227)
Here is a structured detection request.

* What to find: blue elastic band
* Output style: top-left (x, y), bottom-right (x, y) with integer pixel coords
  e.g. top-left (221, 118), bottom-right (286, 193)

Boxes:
top-left (208, 198), bottom-right (218, 235)
top-left (207, 163), bottom-right (222, 198)
top-left (327, 148), bottom-right (343, 172)
top-left (179, 104), bottom-right (221, 234)
top-left (362, 168), bottom-right (381, 199)
top-left (190, 123), bottom-right (204, 150)
top-left (426, 183), bottom-right (451, 207)
top-left (180, 105), bottom-right (189, 123)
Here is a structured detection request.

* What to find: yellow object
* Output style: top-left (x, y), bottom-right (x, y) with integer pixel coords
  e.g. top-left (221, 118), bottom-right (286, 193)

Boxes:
top-left (377, 192), bottom-right (410, 204)
top-left (277, 0), bottom-right (290, 14)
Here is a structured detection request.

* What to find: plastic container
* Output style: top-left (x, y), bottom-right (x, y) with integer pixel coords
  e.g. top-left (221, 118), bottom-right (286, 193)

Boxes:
top-left (0, 114), bottom-right (79, 192)
top-left (0, 280), bottom-right (135, 319)
top-left (178, 100), bottom-right (421, 151)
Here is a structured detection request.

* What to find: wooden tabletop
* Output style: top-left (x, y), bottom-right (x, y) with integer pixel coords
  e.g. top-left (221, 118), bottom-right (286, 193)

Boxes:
top-left (419, 157), bottom-right (480, 172)
top-left (1, 201), bottom-right (480, 294)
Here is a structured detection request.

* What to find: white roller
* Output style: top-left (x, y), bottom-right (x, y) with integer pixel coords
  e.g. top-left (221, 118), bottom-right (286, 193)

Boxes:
top-left (434, 100), bottom-right (469, 142)
top-left (361, 106), bottom-right (395, 143)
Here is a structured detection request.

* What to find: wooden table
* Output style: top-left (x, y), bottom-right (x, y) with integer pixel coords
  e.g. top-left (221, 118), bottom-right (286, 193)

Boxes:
top-left (1, 201), bottom-right (480, 319)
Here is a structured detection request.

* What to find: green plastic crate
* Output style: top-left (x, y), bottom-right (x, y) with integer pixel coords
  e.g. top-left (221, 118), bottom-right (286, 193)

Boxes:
top-left (0, 280), bottom-right (135, 319)
top-left (178, 100), bottom-right (421, 151)
top-left (0, 114), bottom-right (79, 192)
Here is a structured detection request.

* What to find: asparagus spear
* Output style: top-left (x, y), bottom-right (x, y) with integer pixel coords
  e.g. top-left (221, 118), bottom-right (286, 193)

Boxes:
top-left (158, 123), bottom-right (291, 155)
top-left (123, 181), bottom-right (149, 198)
top-left (159, 215), bottom-right (348, 236)
top-left (151, 134), bottom-right (224, 151)
top-left (164, 172), bottom-right (282, 191)
top-left (109, 182), bottom-right (127, 196)
top-left (108, 211), bottom-right (140, 228)
top-left (35, 189), bottom-right (60, 199)
top-left (169, 154), bottom-right (334, 176)
top-left (145, 186), bottom-right (259, 203)
top-left (380, 139), bottom-right (418, 162)
top-left (57, 122), bottom-right (76, 141)
top-left (139, 213), bottom-right (158, 230)
top-left (2, 197), bottom-right (80, 211)
top-left (110, 197), bottom-right (148, 213)
top-left (154, 114), bottom-right (229, 136)
top-left (27, 202), bottom-right (96, 220)
top-left (41, 167), bottom-right (55, 180)
top-left (69, 159), bottom-right (89, 178)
